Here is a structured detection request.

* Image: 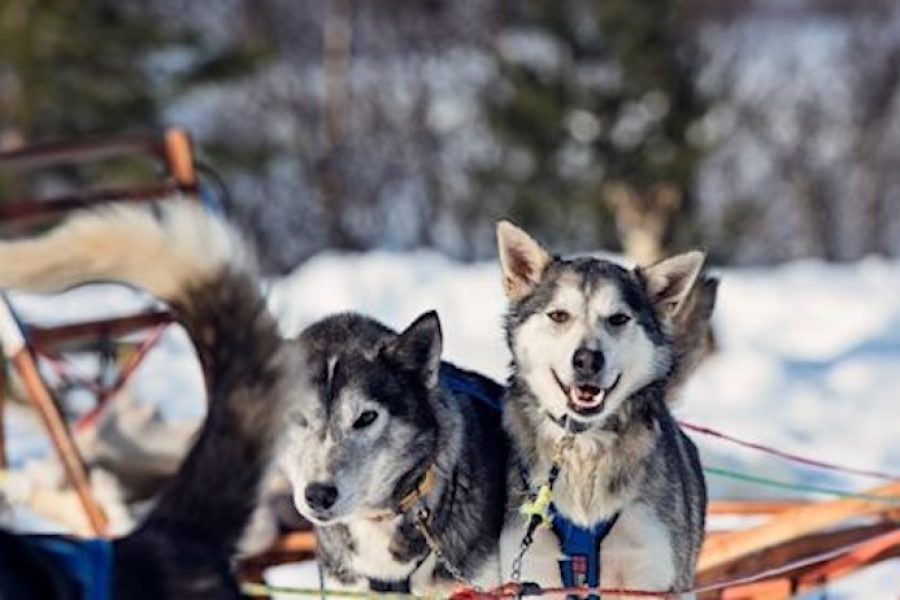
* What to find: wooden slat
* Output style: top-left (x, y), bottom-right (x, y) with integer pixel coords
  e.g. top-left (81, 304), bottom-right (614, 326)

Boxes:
top-left (698, 522), bottom-right (897, 585)
top-left (267, 531), bottom-right (317, 554)
top-left (10, 348), bottom-right (108, 535)
top-left (26, 311), bottom-right (173, 351)
top-left (708, 499), bottom-right (809, 515)
top-left (0, 182), bottom-right (196, 226)
top-left (164, 129), bottom-right (197, 189)
top-left (0, 133), bottom-right (163, 172)
top-left (698, 482), bottom-right (900, 573)
top-left (719, 578), bottom-right (791, 600)
top-left (796, 528), bottom-right (900, 590)
top-left (239, 531), bottom-right (318, 585)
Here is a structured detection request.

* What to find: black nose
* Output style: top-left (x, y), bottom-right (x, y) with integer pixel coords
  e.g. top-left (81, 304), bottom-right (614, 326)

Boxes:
top-left (305, 482), bottom-right (339, 511)
top-left (572, 348), bottom-right (604, 377)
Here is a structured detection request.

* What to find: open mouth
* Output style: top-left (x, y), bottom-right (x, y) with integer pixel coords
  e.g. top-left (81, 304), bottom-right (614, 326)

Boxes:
top-left (552, 370), bottom-right (620, 416)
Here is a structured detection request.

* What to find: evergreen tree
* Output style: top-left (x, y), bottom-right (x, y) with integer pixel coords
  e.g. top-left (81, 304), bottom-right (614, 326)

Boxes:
top-left (477, 0), bottom-right (710, 261)
top-left (0, 0), bottom-right (269, 194)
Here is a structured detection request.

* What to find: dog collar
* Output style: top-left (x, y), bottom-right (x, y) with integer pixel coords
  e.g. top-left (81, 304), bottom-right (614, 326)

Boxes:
top-left (394, 464), bottom-right (436, 514)
top-left (543, 411), bottom-right (593, 435)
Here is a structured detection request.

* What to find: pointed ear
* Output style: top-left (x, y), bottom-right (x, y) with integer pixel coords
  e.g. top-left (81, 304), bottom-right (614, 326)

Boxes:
top-left (496, 220), bottom-right (552, 300)
top-left (639, 250), bottom-right (706, 316)
top-left (384, 311), bottom-right (443, 387)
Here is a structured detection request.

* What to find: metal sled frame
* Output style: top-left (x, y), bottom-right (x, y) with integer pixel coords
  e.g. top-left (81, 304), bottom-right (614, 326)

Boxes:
top-left (0, 130), bottom-right (198, 535)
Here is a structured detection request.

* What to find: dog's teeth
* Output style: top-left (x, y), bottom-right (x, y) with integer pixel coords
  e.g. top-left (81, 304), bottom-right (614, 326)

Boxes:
top-left (570, 387), bottom-right (606, 407)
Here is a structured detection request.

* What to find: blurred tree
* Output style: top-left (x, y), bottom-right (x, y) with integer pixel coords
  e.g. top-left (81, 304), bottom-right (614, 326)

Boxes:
top-left (0, 0), bottom-right (270, 193)
top-left (476, 0), bottom-right (711, 263)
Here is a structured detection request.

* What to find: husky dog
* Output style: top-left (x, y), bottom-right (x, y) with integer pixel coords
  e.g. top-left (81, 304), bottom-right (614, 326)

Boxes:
top-left (0, 200), bottom-right (305, 599)
top-left (278, 311), bottom-right (509, 593)
top-left (495, 221), bottom-right (709, 595)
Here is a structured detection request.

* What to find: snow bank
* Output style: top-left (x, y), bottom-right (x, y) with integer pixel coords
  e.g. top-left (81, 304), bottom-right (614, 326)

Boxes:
top-left (4, 252), bottom-right (899, 594)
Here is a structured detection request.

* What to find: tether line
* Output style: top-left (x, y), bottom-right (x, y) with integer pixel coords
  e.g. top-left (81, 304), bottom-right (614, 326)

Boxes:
top-left (703, 466), bottom-right (900, 504)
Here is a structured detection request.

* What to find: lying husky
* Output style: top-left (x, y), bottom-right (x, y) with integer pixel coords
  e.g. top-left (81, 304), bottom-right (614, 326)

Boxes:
top-left (278, 311), bottom-right (509, 593)
top-left (496, 221), bottom-right (711, 595)
top-left (0, 201), bottom-right (305, 598)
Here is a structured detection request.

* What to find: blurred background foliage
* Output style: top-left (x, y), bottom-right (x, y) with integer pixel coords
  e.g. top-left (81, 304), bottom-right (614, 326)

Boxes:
top-left (1, 0), bottom-right (899, 272)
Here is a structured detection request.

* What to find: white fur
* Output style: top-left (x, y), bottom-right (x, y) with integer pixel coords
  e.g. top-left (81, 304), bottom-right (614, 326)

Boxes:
top-left (346, 517), bottom-right (421, 581)
top-left (496, 221), bottom-right (552, 300)
top-left (513, 276), bottom-right (669, 427)
top-left (0, 196), bottom-right (251, 302)
top-left (600, 503), bottom-right (677, 596)
top-left (279, 385), bottom-right (411, 524)
top-left (499, 517), bottom-right (565, 587)
top-left (499, 503), bottom-right (677, 595)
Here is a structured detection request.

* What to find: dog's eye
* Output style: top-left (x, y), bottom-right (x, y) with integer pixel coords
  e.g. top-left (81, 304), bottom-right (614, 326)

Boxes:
top-left (352, 410), bottom-right (379, 430)
top-left (547, 310), bottom-right (571, 324)
top-left (607, 313), bottom-right (631, 327)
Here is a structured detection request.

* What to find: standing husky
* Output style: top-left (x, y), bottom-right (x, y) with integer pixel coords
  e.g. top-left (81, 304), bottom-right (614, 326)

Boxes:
top-left (496, 221), bottom-right (708, 595)
top-left (0, 200), bottom-right (306, 598)
top-left (278, 311), bottom-right (509, 593)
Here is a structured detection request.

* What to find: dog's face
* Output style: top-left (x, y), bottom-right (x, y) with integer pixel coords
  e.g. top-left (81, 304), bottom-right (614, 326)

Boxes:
top-left (279, 312), bottom-right (442, 525)
top-left (497, 221), bottom-right (704, 425)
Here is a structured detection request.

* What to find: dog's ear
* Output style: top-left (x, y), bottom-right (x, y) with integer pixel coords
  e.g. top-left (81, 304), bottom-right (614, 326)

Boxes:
top-left (639, 250), bottom-right (706, 316)
top-left (497, 220), bottom-right (552, 300)
top-left (384, 311), bottom-right (442, 387)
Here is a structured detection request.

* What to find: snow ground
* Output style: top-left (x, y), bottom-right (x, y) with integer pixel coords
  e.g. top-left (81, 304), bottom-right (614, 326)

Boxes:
top-left (4, 252), bottom-right (899, 596)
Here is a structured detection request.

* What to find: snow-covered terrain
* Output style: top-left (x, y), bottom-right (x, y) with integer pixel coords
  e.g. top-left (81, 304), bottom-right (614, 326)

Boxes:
top-left (4, 251), bottom-right (899, 596)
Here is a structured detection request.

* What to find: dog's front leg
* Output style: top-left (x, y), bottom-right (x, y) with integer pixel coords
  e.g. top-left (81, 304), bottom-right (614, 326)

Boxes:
top-left (498, 520), bottom-right (564, 588)
top-left (599, 505), bottom-right (680, 600)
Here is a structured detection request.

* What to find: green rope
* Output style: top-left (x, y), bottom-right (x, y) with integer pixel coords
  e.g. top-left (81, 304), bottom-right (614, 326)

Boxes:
top-left (241, 582), bottom-right (432, 599)
top-left (704, 466), bottom-right (900, 504)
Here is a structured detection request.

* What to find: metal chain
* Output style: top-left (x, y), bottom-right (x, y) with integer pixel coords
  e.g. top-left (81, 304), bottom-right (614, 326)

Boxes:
top-left (509, 431), bottom-right (575, 585)
top-left (412, 505), bottom-right (479, 590)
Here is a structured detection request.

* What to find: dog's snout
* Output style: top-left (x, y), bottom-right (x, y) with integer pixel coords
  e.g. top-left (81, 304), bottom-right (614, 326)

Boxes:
top-left (305, 482), bottom-right (339, 511)
top-left (572, 348), bottom-right (604, 377)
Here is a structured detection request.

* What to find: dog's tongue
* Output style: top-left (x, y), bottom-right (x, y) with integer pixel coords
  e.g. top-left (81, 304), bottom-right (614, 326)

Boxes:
top-left (570, 385), bottom-right (606, 408)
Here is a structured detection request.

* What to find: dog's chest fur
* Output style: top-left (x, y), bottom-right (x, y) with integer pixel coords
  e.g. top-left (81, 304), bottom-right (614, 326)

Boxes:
top-left (506, 388), bottom-right (659, 524)
top-left (530, 420), bottom-right (655, 526)
top-left (344, 517), bottom-right (423, 581)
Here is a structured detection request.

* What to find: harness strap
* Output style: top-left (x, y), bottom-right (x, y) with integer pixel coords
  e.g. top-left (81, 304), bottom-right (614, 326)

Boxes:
top-left (438, 363), bottom-right (504, 412)
top-left (549, 505), bottom-right (619, 595)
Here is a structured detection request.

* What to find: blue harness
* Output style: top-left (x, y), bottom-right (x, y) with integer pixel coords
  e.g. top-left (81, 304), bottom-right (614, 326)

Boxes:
top-left (438, 363), bottom-right (504, 411)
top-left (549, 505), bottom-right (618, 594)
top-left (19, 535), bottom-right (113, 600)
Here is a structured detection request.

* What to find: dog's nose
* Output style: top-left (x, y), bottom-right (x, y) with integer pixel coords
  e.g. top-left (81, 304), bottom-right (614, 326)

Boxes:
top-left (305, 482), bottom-right (339, 511)
top-left (572, 348), bottom-right (604, 377)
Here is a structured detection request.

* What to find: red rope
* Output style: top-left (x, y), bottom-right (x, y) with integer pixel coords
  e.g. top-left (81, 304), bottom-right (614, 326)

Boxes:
top-left (679, 420), bottom-right (900, 482)
top-left (30, 324), bottom-right (169, 433)
top-left (74, 324), bottom-right (168, 432)
top-left (34, 348), bottom-right (104, 396)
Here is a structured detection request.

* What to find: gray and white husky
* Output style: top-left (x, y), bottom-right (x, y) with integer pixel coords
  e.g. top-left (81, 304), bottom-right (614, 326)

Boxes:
top-left (278, 311), bottom-right (509, 594)
top-left (495, 221), bottom-right (710, 595)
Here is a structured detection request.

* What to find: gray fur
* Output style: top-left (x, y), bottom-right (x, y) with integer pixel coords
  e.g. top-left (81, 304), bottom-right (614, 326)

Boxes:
top-left (279, 312), bottom-right (508, 592)
top-left (498, 223), bottom-right (710, 592)
top-left (0, 200), bottom-right (308, 598)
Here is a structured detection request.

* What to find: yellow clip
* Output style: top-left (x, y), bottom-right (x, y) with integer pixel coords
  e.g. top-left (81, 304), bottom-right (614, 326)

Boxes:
top-left (519, 483), bottom-right (554, 528)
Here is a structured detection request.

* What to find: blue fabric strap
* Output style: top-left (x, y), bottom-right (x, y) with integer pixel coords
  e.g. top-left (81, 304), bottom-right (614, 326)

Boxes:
top-left (438, 364), bottom-right (503, 412)
top-left (21, 535), bottom-right (113, 600)
top-left (550, 505), bottom-right (619, 597)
